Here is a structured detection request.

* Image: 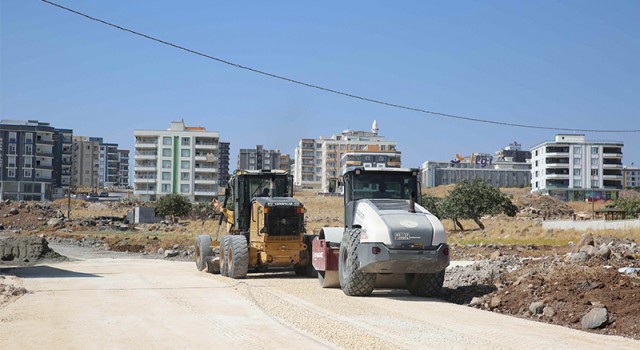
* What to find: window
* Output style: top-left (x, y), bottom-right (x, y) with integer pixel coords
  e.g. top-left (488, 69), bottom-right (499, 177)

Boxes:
top-left (535, 150), bottom-right (539, 156)
top-left (181, 137), bottom-right (190, 146)
top-left (25, 144), bottom-right (33, 154)
top-left (181, 149), bottom-right (190, 157)
top-left (161, 184), bottom-right (171, 193)
top-left (340, 145), bottom-right (346, 151)
top-left (591, 147), bottom-right (599, 154)
top-left (591, 169), bottom-right (599, 176)
top-left (8, 156), bottom-right (16, 167)
top-left (181, 184), bottom-right (190, 193)
top-left (163, 137), bottom-right (172, 145)
top-left (8, 132), bottom-right (17, 142)
top-left (181, 172), bottom-right (190, 180)
top-left (162, 172), bottom-right (171, 180)
top-left (162, 160), bottom-right (171, 168)
top-left (25, 133), bottom-right (33, 143)
top-left (591, 158), bottom-right (598, 166)
top-left (535, 160), bottom-right (539, 167)
top-left (181, 160), bottom-right (190, 169)
top-left (535, 171), bottom-right (539, 177)
top-left (574, 179), bottom-right (582, 188)
top-left (574, 158), bottom-right (581, 166)
top-left (162, 148), bottom-right (172, 157)
top-left (8, 144), bottom-right (16, 154)
top-left (24, 169), bottom-right (32, 178)
top-left (574, 147), bottom-right (581, 154)
top-left (24, 157), bottom-right (32, 168)
top-left (381, 145), bottom-right (386, 151)
top-left (591, 180), bottom-right (599, 188)
top-left (574, 169), bottom-right (581, 176)
top-left (7, 169), bottom-right (15, 178)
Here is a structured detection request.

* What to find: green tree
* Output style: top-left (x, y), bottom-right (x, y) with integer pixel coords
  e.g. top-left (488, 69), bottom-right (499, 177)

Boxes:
top-left (615, 191), bottom-right (640, 218)
top-left (155, 194), bottom-right (192, 222)
top-left (444, 179), bottom-right (518, 230)
top-left (420, 195), bottom-right (443, 219)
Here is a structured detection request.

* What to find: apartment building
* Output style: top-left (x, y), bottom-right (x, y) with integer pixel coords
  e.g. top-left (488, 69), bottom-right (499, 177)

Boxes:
top-left (117, 149), bottom-right (130, 188)
top-left (72, 136), bottom-right (101, 189)
top-left (530, 134), bottom-right (624, 201)
top-left (134, 120), bottom-right (219, 202)
top-left (237, 145), bottom-right (281, 171)
top-left (294, 120), bottom-right (399, 191)
top-left (279, 154), bottom-right (291, 172)
top-left (624, 164), bottom-right (639, 189)
top-left (218, 142), bottom-right (230, 188)
top-left (0, 120), bottom-right (72, 200)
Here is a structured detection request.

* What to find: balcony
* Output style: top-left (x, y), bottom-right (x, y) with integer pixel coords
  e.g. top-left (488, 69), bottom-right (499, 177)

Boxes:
top-left (135, 177), bottom-right (157, 183)
top-left (545, 146), bottom-right (570, 156)
top-left (134, 189), bottom-right (157, 195)
top-left (135, 140), bottom-right (158, 148)
top-left (194, 178), bottom-right (217, 184)
top-left (602, 163), bottom-right (623, 169)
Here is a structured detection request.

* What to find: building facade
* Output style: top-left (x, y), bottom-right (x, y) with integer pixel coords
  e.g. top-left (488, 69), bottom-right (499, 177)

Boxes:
top-left (420, 142), bottom-right (531, 189)
top-left (623, 164), bottom-right (639, 189)
top-left (279, 154), bottom-right (291, 172)
top-left (530, 134), bottom-right (624, 201)
top-left (237, 145), bottom-right (281, 171)
top-left (72, 136), bottom-right (101, 189)
top-left (0, 120), bottom-right (72, 200)
top-left (117, 149), bottom-right (130, 188)
top-left (420, 161), bottom-right (531, 189)
top-left (294, 120), bottom-right (399, 191)
top-left (218, 142), bottom-right (230, 188)
top-left (134, 120), bottom-right (219, 202)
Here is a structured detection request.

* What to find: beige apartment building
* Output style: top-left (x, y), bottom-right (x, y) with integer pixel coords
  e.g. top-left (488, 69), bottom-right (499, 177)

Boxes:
top-left (294, 120), bottom-right (400, 192)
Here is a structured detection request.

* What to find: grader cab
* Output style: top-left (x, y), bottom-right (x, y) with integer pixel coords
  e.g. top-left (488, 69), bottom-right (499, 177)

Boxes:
top-left (195, 170), bottom-right (316, 278)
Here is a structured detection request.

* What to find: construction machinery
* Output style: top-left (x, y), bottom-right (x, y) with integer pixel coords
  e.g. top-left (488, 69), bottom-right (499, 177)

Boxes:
top-left (194, 170), bottom-right (316, 278)
top-left (312, 166), bottom-right (449, 296)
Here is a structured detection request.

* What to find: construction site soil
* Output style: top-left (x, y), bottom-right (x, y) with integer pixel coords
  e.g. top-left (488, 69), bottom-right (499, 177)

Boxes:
top-left (1, 190), bottom-right (639, 340)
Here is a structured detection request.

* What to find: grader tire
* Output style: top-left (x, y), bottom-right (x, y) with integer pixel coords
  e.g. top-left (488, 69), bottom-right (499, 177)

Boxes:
top-left (338, 228), bottom-right (376, 296)
top-left (405, 270), bottom-right (445, 297)
top-left (195, 235), bottom-right (213, 271)
top-left (294, 235), bottom-right (318, 277)
top-left (220, 236), bottom-right (229, 277)
top-left (227, 235), bottom-right (249, 279)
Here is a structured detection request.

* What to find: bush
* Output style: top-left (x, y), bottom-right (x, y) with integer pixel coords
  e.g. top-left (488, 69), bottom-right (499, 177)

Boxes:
top-left (155, 194), bottom-right (192, 221)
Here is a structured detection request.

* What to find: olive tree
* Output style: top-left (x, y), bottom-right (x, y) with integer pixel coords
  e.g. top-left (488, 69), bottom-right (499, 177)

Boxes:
top-left (442, 179), bottom-right (518, 230)
top-left (155, 194), bottom-right (192, 222)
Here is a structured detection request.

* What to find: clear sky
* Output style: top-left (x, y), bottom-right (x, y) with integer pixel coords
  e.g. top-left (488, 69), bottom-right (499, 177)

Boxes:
top-left (2, 0), bottom-right (639, 171)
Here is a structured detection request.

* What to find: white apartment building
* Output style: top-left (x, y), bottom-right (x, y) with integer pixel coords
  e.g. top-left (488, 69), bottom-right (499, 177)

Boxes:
top-left (530, 134), bottom-right (624, 201)
top-left (294, 120), bottom-right (399, 192)
top-left (134, 120), bottom-right (219, 202)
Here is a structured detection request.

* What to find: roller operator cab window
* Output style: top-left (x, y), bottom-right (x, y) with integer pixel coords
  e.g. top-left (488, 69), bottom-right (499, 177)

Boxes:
top-left (351, 172), bottom-right (417, 201)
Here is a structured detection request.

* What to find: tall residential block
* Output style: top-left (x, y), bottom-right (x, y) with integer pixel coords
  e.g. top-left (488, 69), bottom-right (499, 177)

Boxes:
top-left (72, 136), bottom-right (101, 189)
top-left (294, 120), bottom-right (399, 192)
top-left (218, 141), bottom-right (230, 188)
top-left (530, 134), bottom-right (624, 201)
top-left (134, 120), bottom-right (219, 202)
top-left (117, 149), bottom-right (130, 188)
top-left (237, 145), bottom-right (281, 171)
top-left (0, 120), bottom-right (72, 200)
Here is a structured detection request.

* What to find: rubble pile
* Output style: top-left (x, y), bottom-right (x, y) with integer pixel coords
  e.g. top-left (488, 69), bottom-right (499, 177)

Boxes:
top-left (514, 194), bottom-right (575, 220)
top-left (445, 233), bottom-right (640, 339)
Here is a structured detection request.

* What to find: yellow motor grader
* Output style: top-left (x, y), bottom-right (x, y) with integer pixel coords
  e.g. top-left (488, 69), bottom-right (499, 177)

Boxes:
top-left (194, 170), bottom-right (316, 278)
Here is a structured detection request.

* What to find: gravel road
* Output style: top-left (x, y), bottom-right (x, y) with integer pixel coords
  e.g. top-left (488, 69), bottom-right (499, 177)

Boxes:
top-left (1, 244), bottom-right (639, 350)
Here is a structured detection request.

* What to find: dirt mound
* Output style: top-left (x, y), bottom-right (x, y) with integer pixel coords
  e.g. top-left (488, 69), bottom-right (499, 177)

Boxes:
top-left (450, 236), bottom-right (640, 340)
top-left (514, 193), bottom-right (575, 219)
top-left (0, 235), bottom-right (65, 266)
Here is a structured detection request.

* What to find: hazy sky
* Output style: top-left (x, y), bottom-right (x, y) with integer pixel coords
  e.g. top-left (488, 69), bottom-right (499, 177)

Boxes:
top-left (2, 1), bottom-right (639, 170)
